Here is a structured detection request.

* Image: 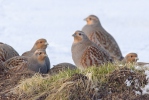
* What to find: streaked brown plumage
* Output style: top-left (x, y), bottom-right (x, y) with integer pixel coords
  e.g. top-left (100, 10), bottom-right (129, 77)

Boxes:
top-left (82, 15), bottom-right (123, 61)
top-left (3, 49), bottom-right (49, 74)
top-left (71, 30), bottom-right (112, 70)
top-left (0, 42), bottom-right (19, 63)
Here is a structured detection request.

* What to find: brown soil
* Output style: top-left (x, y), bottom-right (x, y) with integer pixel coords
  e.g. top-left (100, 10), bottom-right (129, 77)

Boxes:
top-left (0, 70), bottom-right (34, 100)
top-left (103, 67), bottom-right (148, 100)
top-left (62, 67), bottom-right (149, 100)
top-left (0, 67), bottom-right (149, 100)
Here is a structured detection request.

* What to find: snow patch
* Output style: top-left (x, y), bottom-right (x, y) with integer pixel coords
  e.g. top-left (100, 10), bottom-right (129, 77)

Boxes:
top-left (125, 79), bottom-right (132, 86)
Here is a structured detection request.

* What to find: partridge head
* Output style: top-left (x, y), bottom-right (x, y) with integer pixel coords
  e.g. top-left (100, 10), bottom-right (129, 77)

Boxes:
top-left (124, 53), bottom-right (139, 63)
top-left (32, 38), bottom-right (48, 50)
top-left (22, 38), bottom-right (48, 56)
top-left (84, 15), bottom-right (100, 25)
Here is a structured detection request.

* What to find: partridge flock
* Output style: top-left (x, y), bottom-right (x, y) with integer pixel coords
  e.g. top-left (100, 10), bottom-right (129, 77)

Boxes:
top-left (0, 15), bottom-right (147, 75)
top-left (4, 49), bottom-right (48, 74)
top-left (22, 38), bottom-right (50, 72)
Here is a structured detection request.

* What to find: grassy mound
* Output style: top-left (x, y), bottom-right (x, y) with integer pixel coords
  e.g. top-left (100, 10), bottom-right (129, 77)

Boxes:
top-left (1, 63), bottom-right (149, 100)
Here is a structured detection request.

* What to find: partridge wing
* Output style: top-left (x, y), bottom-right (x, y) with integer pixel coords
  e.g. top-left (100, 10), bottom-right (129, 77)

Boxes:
top-left (4, 56), bottom-right (28, 73)
top-left (80, 46), bottom-right (110, 68)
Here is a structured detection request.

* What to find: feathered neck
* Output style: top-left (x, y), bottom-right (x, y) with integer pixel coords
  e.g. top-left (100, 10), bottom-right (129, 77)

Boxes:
top-left (31, 45), bottom-right (37, 52)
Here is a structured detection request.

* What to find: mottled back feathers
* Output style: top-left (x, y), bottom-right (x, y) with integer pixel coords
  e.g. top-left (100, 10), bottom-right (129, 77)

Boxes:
top-left (82, 15), bottom-right (123, 61)
top-left (0, 42), bottom-right (19, 63)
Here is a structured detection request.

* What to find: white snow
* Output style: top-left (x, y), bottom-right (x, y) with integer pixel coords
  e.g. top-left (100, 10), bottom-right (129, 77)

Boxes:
top-left (124, 66), bottom-right (149, 95)
top-left (125, 79), bottom-right (132, 86)
top-left (132, 65), bottom-right (149, 95)
top-left (135, 90), bottom-right (141, 95)
top-left (0, 0), bottom-right (149, 67)
top-left (141, 70), bottom-right (149, 95)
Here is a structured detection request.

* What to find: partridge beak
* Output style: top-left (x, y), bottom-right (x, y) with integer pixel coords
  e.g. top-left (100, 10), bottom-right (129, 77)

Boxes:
top-left (84, 18), bottom-right (87, 21)
top-left (45, 42), bottom-right (49, 45)
top-left (135, 57), bottom-right (139, 61)
top-left (72, 33), bottom-right (76, 37)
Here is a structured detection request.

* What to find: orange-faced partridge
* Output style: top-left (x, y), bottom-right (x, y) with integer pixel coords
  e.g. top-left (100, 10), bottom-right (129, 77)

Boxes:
top-left (71, 30), bottom-right (112, 70)
top-left (22, 39), bottom-right (50, 72)
top-left (82, 15), bottom-right (123, 61)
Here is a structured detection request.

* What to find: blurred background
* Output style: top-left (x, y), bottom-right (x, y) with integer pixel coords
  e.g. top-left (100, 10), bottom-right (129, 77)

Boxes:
top-left (0, 0), bottom-right (149, 66)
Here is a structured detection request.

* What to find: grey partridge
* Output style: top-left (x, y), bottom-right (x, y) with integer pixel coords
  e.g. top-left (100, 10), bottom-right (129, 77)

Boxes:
top-left (50, 63), bottom-right (76, 75)
top-left (21, 38), bottom-right (50, 72)
top-left (71, 30), bottom-right (112, 70)
top-left (4, 49), bottom-right (49, 74)
top-left (0, 42), bottom-right (19, 63)
top-left (82, 15), bottom-right (123, 61)
top-left (122, 53), bottom-right (138, 63)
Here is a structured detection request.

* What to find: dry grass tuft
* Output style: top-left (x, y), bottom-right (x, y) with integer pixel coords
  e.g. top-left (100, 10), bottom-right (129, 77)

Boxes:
top-left (1, 63), bottom-right (149, 100)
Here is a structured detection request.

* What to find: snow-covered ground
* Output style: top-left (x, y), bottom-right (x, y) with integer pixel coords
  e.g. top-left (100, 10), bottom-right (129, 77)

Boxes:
top-left (125, 66), bottom-right (149, 95)
top-left (0, 0), bottom-right (149, 66)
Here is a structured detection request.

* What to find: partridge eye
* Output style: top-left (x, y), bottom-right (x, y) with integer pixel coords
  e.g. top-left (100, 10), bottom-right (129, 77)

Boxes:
top-left (79, 33), bottom-right (81, 35)
top-left (131, 56), bottom-right (133, 58)
top-left (40, 41), bottom-right (43, 43)
top-left (39, 52), bottom-right (42, 55)
top-left (89, 18), bottom-right (91, 20)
